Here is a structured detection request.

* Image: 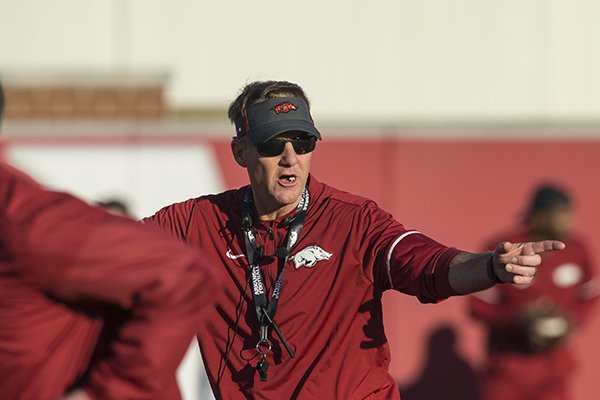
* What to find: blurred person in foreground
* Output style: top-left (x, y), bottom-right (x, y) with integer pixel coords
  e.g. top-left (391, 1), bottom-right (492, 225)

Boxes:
top-left (144, 80), bottom-right (566, 399)
top-left (469, 184), bottom-right (599, 400)
top-left (0, 81), bottom-right (221, 399)
top-left (96, 199), bottom-right (217, 400)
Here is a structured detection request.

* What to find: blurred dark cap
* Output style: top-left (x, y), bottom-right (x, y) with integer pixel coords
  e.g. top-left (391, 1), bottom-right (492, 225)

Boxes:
top-left (529, 184), bottom-right (571, 214)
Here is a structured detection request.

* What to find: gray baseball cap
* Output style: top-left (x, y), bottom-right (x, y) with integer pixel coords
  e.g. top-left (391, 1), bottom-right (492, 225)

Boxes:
top-left (234, 97), bottom-right (322, 144)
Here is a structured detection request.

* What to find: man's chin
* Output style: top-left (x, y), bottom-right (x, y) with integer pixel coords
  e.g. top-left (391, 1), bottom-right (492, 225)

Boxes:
top-left (274, 192), bottom-right (303, 207)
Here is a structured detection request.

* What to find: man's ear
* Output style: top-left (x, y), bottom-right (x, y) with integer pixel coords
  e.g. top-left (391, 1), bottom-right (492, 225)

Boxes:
top-left (231, 139), bottom-right (247, 167)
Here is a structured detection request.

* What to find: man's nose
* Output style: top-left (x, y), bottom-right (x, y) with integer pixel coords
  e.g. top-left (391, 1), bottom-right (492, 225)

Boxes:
top-left (279, 142), bottom-right (299, 165)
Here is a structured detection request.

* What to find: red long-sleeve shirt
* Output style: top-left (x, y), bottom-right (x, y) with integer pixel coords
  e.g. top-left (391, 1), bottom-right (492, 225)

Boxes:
top-left (0, 162), bottom-right (220, 400)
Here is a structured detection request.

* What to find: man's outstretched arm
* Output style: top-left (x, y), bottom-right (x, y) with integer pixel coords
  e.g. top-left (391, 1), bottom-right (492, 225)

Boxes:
top-left (448, 241), bottom-right (566, 294)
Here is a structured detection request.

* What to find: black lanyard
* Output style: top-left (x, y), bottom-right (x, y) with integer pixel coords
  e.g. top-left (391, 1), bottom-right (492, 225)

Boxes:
top-left (241, 188), bottom-right (308, 381)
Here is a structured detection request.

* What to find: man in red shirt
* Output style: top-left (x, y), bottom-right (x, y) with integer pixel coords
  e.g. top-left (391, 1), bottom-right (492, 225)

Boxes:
top-left (144, 80), bottom-right (565, 399)
top-left (470, 185), bottom-right (598, 400)
top-left (0, 81), bottom-right (220, 399)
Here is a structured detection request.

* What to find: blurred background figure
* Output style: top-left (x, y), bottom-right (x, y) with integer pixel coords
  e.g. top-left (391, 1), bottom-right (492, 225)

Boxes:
top-left (469, 183), bottom-right (599, 400)
top-left (96, 198), bottom-right (131, 217)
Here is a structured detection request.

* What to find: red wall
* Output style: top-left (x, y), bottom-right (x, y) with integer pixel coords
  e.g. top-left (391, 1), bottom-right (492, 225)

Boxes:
top-left (213, 136), bottom-right (600, 399)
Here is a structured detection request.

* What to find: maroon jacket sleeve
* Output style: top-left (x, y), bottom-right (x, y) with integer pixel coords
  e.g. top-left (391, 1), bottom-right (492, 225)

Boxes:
top-left (358, 201), bottom-right (462, 303)
top-left (1, 163), bottom-right (219, 399)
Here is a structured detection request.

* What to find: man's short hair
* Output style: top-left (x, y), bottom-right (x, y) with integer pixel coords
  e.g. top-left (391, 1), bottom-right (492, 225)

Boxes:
top-left (228, 81), bottom-right (310, 124)
top-left (96, 198), bottom-right (130, 216)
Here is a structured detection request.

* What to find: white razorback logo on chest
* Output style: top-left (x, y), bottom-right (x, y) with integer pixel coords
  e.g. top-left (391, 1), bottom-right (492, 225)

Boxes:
top-left (291, 246), bottom-right (333, 269)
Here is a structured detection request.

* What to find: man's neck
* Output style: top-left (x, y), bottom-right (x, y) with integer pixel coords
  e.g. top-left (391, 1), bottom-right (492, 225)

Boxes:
top-left (256, 200), bottom-right (299, 222)
top-left (250, 186), bottom-right (307, 222)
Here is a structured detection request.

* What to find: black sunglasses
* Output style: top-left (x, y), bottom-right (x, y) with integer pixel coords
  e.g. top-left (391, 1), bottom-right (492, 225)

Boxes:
top-left (255, 136), bottom-right (317, 157)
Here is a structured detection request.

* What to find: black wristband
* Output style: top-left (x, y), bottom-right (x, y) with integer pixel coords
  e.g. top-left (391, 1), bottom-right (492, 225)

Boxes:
top-left (487, 253), bottom-right (504, 284)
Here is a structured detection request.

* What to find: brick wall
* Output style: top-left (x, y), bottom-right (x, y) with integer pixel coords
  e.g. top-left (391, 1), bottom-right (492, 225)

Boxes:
top-left (3, 84), bottom-right (165, 120)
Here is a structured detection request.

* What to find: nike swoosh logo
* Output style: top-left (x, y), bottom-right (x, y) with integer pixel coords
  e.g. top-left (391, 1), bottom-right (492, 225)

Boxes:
top-left (226, 249), bottom-right (245, 259)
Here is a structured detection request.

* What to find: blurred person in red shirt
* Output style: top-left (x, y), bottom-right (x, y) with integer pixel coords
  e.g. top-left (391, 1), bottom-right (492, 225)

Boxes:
top-left (470, 184), bottom-right (599, 400)
top-left (0, 80), bottom-right (221, 399)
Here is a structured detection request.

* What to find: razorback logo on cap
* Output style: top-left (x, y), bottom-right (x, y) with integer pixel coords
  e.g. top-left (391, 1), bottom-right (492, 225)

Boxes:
top-left (272, 101), bottom-right (297, 114)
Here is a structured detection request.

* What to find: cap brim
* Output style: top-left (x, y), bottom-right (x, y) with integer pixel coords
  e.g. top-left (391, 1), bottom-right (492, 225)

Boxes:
top-left (248, 120), bottom-right (322, 144)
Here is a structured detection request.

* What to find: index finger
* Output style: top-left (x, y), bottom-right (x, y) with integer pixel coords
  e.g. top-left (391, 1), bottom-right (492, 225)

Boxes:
top-left (527, 240), bottom-right (566, 254)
